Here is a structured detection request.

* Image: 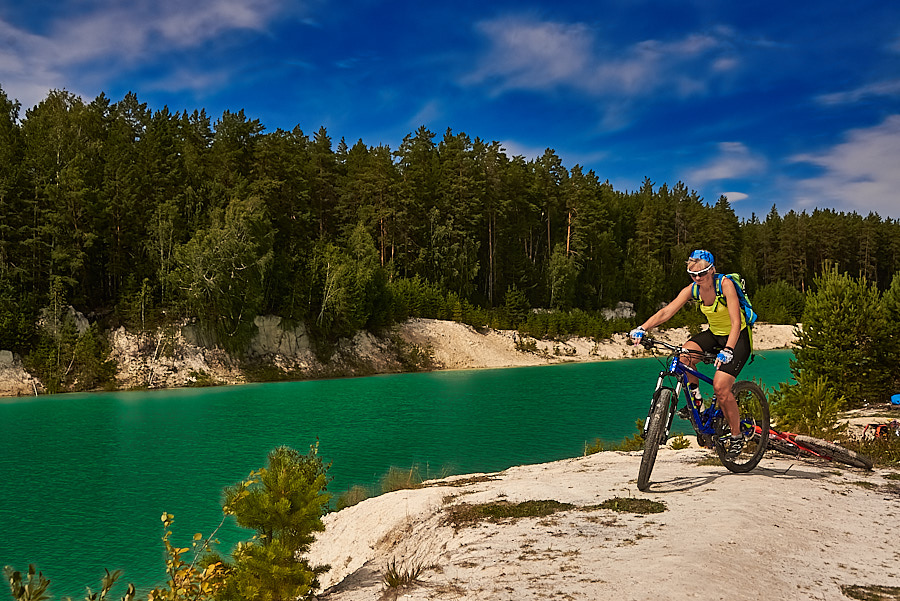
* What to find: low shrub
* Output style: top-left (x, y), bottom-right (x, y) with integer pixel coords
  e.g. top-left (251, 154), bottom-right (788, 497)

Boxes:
top-left (669, 434), bottom-right (691, 450)
top-left (379, 466), bottom-right (424, 493)
top-left (841, 432), bottom-right (900, 467)
top-left (585, 420), bottom-right (645, 454)
top-left (769, 372), bottom-right (846, 438)
top-left (336, 485), bottom-right (372, 510)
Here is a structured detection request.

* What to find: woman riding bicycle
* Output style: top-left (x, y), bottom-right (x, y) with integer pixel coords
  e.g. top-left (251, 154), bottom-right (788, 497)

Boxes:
top-left (629, 249), bottom-right (752, 459)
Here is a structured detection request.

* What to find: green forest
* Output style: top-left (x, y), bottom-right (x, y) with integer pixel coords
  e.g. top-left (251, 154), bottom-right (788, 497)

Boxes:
top-left (2, 87), bottom-right (900, 391)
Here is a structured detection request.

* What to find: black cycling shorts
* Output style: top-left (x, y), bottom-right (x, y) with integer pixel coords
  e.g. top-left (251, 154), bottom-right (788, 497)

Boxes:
top-left (688, 327), bottom-right (752, 377)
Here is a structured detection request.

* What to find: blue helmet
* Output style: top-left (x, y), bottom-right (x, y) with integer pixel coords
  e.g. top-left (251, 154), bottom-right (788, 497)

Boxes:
top-left (689, 249), bottom-right (714, 265)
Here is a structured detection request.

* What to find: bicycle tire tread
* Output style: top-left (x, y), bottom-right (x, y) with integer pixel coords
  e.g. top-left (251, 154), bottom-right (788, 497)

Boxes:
top-left (793, 435), bottom-right (874, 470)
top-left (637, 388), bottom-right (673, 491)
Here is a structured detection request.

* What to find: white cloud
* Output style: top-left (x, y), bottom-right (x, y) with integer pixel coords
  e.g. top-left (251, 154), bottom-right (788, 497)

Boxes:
top-left (465, 17), bottom-right (738, 102)
top-left (723, 191), bottom-right (749, 202)
top-left (816, 79), bottom-right (900, 105)
top-left (788, 115), bottom-right (900, 217)
top-left (464, 19), bottom-right (593, 92)
top-left (685, 142), bottom-right (767, 185)
top-left (408, 100), bottom-right (444, 129)
top-left (0, 0), bottom-right (290, 109)
top-left (499, 139), bottom-right (550, 161)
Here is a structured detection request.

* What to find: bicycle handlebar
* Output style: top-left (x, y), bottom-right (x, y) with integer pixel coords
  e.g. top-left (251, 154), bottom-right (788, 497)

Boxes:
top-left (640, 337), bottom-right (717, 364)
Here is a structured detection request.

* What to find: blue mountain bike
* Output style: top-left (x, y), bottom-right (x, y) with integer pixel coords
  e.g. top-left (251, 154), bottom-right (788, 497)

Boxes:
top-left (637, 337), bottom-right (770, 491)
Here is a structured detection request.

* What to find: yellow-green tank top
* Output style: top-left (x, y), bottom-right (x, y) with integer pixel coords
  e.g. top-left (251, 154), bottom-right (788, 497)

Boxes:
top-left (700, 296), bottom-right (747, 336)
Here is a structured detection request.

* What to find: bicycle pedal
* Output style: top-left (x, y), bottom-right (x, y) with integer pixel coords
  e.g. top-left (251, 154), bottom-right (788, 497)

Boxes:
top-left (676, 406), bottom-right (691, 419)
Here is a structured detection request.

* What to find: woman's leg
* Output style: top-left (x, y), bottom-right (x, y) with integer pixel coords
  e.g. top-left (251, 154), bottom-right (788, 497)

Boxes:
top-left (682, 340), bottom-right (703, 388)
top-left (713, 370), bottom-right (740, 435)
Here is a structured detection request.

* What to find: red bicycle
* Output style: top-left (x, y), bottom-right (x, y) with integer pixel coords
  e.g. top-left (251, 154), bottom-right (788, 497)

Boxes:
top-left (755, 426), bottom-right (873, 470)
top-left (862, 420), bottom-right (899, 440)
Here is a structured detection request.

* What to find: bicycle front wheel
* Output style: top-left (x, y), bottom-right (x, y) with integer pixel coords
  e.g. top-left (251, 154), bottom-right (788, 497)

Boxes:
top-left (715, 380), bottom-right (770, 473)
top-left (793, 435), bottom-right (874, 470)
top-left (637, 387), bottom-right (674, 491)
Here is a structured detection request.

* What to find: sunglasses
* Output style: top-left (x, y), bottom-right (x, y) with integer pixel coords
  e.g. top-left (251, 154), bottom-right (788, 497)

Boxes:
top-left (686, 264), bottom-right (713, 277)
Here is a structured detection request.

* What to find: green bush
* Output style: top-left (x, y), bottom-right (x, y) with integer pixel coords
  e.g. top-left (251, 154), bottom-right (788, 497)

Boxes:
top-left (585, 420), bottom-right (645, 454)
top-left (503, 285), bottom-right (530, 329)
top-left (25, 321), bottom-right (117, 394)
top-left (769, 372), bottom-right (846, 437)
top-left (214, 444), bottom-right (331, 601)
top-left (518, 309), bottom-right (625, 341)
top-left (793, 267), bottom-right (891, 407)
top-left (0, 282), bottom-right (34, 353)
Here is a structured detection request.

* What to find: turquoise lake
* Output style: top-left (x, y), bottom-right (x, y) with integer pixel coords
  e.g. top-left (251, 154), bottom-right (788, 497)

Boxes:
top-left (0, 351), bottom-right (793, 597)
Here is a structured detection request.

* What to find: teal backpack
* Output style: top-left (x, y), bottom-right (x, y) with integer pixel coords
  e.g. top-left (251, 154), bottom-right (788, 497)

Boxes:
top-left (691, 273), bottom-right (758, 328)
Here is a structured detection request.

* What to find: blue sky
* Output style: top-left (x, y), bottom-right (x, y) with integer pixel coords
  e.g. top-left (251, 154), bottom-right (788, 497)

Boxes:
top-left (1, 0), bottom-right (899, 220)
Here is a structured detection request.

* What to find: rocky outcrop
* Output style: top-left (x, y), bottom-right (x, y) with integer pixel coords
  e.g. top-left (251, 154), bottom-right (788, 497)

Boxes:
top-left (108, 325), bottom-right (245, 389)
top-left (105, 316), bottom-right (412, 391)
top-left (0, 350), bottom-right (40, 396)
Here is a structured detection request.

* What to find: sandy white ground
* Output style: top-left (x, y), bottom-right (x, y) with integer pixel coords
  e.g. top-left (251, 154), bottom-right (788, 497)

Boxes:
top-left (397, 320), bottom-right (798, 370)
top-left (307, 448), bottom-right (900, 601)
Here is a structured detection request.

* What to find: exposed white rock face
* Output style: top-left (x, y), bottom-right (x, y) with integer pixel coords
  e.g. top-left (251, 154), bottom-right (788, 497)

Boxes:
top-left (248, 315), bottom-right (311, 357)
top-left (601, 301), bottom-right (636, 320)
top-left (0, 350), bottom-right (39, 396)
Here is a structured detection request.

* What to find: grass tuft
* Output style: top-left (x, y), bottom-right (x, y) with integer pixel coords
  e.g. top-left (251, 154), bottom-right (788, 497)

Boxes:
top-left (379, 466), bottom-right (424, 494)
top-left (588, 497), bottom-right (666, 514)
top-left (847, 481), bottom-right (879, 490)
top-left (669, 434), bottom-right (691, 450)
top-left (445, 500), bottom-right (574, 528)
top-left (839, 584), bottom-right (900, 600)
top-left (336, 485), bottom-right (372, 510)
top-left (382, 558), bottom-right (424, 589)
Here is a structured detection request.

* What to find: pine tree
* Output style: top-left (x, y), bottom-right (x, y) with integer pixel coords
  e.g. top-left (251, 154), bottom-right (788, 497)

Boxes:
top-left (217, 445), bottom-right (330, 601)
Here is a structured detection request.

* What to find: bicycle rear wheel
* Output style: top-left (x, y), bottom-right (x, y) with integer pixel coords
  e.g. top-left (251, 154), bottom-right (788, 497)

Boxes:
top-left (637, 387), bottom-right (674, 491)
top-left (715, 380), bottom-right (770, 473)
top-left (793, 435), bottom-right (874, 470)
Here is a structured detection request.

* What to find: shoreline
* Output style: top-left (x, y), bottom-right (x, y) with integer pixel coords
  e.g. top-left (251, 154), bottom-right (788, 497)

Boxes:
top-left (0, 320), bottom-right (799, 397)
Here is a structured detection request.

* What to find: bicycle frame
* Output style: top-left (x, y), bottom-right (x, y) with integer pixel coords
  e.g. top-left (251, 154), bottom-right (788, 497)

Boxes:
top-left (759, 427), bottom-right (824, 457)
top-left (643, 341), bottom-right (721, 443)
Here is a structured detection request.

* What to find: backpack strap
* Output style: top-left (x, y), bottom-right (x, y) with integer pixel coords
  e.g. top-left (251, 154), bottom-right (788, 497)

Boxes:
top-left (693, 275), bottom-right (725, 302)
top-left (711, 274), bottom-right (726, 312)
top-left (714, 274), bottom-right (725, 297)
